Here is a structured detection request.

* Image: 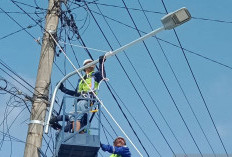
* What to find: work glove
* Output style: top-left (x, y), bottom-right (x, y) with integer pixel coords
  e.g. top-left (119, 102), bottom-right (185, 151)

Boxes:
top-left (59, 82), bottom-right (64, 90)
top-left (99, 55), bottom-right (106, 64)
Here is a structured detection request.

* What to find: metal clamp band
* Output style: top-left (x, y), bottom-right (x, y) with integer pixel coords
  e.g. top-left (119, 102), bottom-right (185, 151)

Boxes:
top-left (29, 120), bottom-right (45, 126)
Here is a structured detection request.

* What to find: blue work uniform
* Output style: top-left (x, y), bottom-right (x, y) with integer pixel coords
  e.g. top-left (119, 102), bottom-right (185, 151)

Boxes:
top-left (101, 143), bottom-right (131, 157)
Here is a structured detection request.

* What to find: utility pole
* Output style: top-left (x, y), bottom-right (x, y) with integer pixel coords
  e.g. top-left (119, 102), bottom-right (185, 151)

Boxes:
top-left (24, 0), bottom-right (61, 156)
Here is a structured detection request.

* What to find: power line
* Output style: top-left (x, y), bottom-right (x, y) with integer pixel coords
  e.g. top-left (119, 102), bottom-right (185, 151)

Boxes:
top-left (0, 7), bottom-right (39, 43)
top-left (0, 79), bottom-right (55, 155)
top-left (0, 59), bottom-right (50, 99)
top-left (3, 1), bottom-right (66, 155)
top-left (50, 29), bottom-right (144, 157)
top-left (13, 0), bottom-right (46, 10)
top-left (91, 1), bottom-right (165, 15)
top-left (0, 2), bottom-right (79, 156)
top-left (159, 0), bottom-right (229, 156)
top-left (136, 0), bottom-right (217, 155)
top-left (0, 24), bottom-right (37, 41)
top-left (100, 118), bottom-right (116, 142)
top-left (0, 106), bottom-right (27, 151)
top-left (192, 16), bottom-right (232, 24)
top-left (0, 66), bottom-right (34, 95)
top-left (5, 0), bottom-right (230, 155)
top-left (1, 1), bottom-right (76, 95)
top-left (94, 3), bottom-right (179, 156)
top-left (137, 0), bottom-right (190, 154)
top-left (64, 4), bottom-right (153, 155)
top-left (101, 111), bottom-right (118, 137)
top-left (121, 0), bottom-right (204, 155)
top-left (90, 1), bottom-right (232, 24)
top-left (83, 2), bottom-right (162, 156)
top-left (67, 0), bottom-right (100, 12)
top-left (63, 4), bottom-right (148, 148)
top-left (0, 11), bottom-right (45, 14)
top-left (0, 83), bottom-right (31, 112)
top-left (88, 8), bottom-right (232, 71)
top-left (12, 1), bottom-right (143, 155)
top-left (107, 83), bottom-right (163, 157)
top-left (156, 38), bottom-right (232, 70)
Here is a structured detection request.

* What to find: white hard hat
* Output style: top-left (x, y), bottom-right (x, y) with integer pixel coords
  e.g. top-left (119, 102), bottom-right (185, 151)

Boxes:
top-left (83, 59), bottom-right (93, 66)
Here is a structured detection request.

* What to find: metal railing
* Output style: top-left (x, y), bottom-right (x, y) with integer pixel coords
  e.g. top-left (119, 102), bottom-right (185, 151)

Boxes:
top-left (54, 95), bottom-right (101, 156)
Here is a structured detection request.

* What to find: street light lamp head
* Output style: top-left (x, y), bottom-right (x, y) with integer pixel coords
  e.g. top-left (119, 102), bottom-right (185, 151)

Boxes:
top-left (161, 7), bottom-right (191, 30)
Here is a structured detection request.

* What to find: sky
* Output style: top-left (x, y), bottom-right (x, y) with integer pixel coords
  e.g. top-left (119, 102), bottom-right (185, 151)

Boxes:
top-left (0, 0), bottom-right (232, 157)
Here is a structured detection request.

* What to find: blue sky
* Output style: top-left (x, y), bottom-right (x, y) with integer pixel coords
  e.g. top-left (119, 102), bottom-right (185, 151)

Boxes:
top-left (0, 0), bottom-right (232, 156)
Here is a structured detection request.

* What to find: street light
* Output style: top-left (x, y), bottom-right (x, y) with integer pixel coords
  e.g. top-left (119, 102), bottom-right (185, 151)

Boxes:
top-left (45, 7), bottom-right (192, 134)
top-left (161, 7), bottom-right (191, 30)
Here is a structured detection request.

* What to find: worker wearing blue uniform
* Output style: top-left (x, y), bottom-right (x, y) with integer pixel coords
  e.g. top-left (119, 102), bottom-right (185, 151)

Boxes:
top-left (59, 56), bottom-right (106, 132)
top-left (101, 137), bottom-right (131, 157)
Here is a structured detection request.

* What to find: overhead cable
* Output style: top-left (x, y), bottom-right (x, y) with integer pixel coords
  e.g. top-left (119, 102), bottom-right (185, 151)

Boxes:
top-left (0, 24), bottom-right (37, 41)
top-left (84, 2), bottom-right (155, 156)
top-left (89, 9), bottom-right (232, 71)
top-left (159, 0), bottom-right (228, 155)
top-left (47, 30), bottom-right (144, 157)
top-left (0, 7), bottom-right (39, 44)
top-left (62, 10), bottom-right (154, 155)
top-left (137, 0), bottom-right (216, 155)
top-left (91, 1), bottom-right (232, 24)
top-left (121, 0), bottom-right (203, 155)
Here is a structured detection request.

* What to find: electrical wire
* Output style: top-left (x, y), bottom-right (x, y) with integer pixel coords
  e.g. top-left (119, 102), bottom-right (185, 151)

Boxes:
top-left (89, 8), bottom-right (232, 71)
top-left (2, 2), bottom-right (65, 155)
top-left (76, 33), bottom-right (152, 156)
top-left (91, 1), bottom-right (165, 15)
top-left (0, 59), bottom-right (51, 101)
top-left (13, 0), bottom-right (46, 10)
top-left (83, 2), bottom-right (155, 156)
top-left (94, 3), bottom-right (171, 156)
top-left (85, 2), bottom-right (176, 155)
top-left (89, 1), bottom-right (232, 24)
top-left (159, 0), bottom-right (229, 155)
top-left (59, 41), bottom-right (108, 53)
top-left (192, 16), bottom-right (232, 24)
top-left (0, 1), bottom-right (77, 156)
top-left (121, 0), bottom-right (204, 155)
top-left (47, 30), bottom-right (144, 156)
top-left (62, 10), bottom-right (152, 143)
top-left (0, 7), bottom-right (40, 44)
top-left (101, 111), bottom-right (118, 137)
top-left (0, 11), bottom-right (44, 14)
top-left (44, 5), bottom-right (144, 151)
top-left (107, 83), bottom-right (162, 157)
top-left (136, 0), bottom-right (216, 155)
top-left (0, 79), bottom-right (54, 155)
top-left (5, 0), bottom-right (230, 156)
top-left (156, 37), bottom-right (232, 70)
top-left (0, 67), bottom-right (34, 95)
top-left (0, 24), bottom-right (37, 41)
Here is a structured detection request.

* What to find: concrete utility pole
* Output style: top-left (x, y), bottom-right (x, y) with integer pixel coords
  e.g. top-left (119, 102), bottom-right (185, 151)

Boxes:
top-left (24, 0), bottom-right (61, 156)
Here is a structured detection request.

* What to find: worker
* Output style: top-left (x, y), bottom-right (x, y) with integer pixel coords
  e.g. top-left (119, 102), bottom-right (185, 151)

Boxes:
top-left (49, 115), bottom-right (71, 132)
top-left (49, 114), bottom-right (87, 133)
top-left (59, 55), bottom-right (106, 132)
top-left (101, 136), bottom-right (131, 157)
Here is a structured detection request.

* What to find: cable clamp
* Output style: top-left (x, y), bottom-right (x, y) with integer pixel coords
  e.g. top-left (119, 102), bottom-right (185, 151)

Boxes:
top-left (29, 120), bottom-right (45, 126)
top-left (47, 30), bottom-right (56, 34)
top-left (106, 51), bottom-right (113, 57)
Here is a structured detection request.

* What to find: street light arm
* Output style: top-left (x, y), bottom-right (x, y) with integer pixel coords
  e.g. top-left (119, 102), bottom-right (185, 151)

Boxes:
top-left (44, 26), bottom-right (165, 134)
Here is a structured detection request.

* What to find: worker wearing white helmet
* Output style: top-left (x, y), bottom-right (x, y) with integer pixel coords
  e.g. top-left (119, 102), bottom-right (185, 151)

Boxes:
top-left (59, 55), bottom-right (106, 132)
top-left (101, 136), bottom-right (131, 157)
